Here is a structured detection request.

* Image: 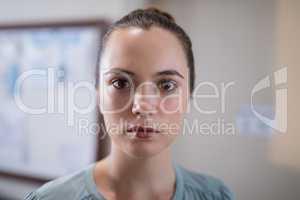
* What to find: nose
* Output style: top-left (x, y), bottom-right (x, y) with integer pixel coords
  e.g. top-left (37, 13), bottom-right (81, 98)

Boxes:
top-left (131, 82), bottom-right (158, 117)
top-left (132, 98), bottom-right (156, 117)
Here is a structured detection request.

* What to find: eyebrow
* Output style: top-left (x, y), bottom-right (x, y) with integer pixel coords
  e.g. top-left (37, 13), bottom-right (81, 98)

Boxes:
top-left (103, 68), bottom-right (185, 79)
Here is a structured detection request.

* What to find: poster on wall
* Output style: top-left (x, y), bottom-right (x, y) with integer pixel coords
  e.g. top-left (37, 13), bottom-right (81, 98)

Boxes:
top-left (0, 21), bottom-right (108, 180)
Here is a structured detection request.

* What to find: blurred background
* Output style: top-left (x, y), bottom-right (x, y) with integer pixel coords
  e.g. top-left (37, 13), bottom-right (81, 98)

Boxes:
top-left (0, 0), bottom-right (299, 199)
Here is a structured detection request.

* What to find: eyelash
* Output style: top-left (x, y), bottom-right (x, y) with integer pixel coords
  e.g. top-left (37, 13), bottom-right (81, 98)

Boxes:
top-left (110, 78), bottom-right (178, 93)
top-left (157, 79), bottom-right (178, 93)
top-left (111, 78), bottom-right (131, 90)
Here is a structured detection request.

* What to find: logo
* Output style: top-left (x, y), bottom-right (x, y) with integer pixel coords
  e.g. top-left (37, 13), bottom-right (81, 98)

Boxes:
top-left (251, 67), bottom-right (287, 133)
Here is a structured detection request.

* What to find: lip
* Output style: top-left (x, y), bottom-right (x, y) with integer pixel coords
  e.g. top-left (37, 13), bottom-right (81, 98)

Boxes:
top-left (127, 125), bottom-right (160, 139)
top-left (127, 126), bottom-right (160, 133)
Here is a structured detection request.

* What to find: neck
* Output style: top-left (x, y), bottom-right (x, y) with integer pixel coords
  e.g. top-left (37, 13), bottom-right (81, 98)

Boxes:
top-left (95, 144), bottom-right (176, 199)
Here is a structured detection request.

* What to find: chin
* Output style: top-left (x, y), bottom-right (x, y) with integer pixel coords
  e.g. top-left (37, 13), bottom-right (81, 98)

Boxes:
top-left (124, 142), bottom-right (168, 159)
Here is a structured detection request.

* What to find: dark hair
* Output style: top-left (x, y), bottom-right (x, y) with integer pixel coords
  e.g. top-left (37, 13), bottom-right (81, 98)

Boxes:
top-left (100, 7), bottom-right (195, 94)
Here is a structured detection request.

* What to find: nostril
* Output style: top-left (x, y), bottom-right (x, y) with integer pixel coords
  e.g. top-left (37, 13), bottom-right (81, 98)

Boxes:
top-left (132, 102), bottom-right (157, 117)
top-left (131, 91), bottom-right (159, 117)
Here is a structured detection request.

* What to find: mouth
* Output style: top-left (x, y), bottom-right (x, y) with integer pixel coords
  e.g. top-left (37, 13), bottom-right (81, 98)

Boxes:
top-left (126, 126), bottom-right (160, 139)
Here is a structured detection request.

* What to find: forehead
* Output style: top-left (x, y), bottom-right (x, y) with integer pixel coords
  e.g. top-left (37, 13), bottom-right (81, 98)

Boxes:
top-left (100, 26), bottom-right (188, 75)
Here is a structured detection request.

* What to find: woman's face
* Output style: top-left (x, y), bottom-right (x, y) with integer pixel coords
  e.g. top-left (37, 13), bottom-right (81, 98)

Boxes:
top-left (99, 26), bottom-right (190, 158)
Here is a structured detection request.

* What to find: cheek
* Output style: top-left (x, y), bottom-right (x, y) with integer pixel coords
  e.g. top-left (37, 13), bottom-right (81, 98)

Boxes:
top-left (100, 91), bottom-right (131, 134)
top-left (158, 94), bottom-right (188, 135)
top-left (160, 98), bottom-right (179, 113)
top-left (159, 93), bottom-right (187, 114)
top-left (102, 113), bottom-right (126, 139)
top-left (102, 89), bottom-right (132, 112)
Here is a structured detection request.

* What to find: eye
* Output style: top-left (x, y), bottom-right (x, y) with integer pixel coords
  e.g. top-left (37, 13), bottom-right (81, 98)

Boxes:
top-left (111, 78), bottom-right (131, 90)
top-left (157, 79), bottom-right (177, 93)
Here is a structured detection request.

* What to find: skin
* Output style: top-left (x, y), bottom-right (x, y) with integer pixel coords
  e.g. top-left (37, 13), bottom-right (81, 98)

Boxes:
top-left (94, 26), bottom-right (190, 200)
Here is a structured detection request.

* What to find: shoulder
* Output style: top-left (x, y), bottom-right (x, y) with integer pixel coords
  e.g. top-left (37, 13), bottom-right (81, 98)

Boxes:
top-left (24, 164), bottom-right (95, 200)
top-left (176, 165), bottom-right (234, 200)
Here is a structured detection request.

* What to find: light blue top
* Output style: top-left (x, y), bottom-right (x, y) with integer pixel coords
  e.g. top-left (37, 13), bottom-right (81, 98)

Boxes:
top-left (24, 162), bottom-right (234, 200)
